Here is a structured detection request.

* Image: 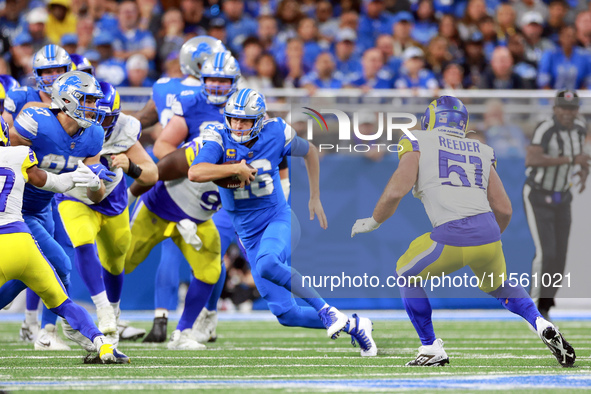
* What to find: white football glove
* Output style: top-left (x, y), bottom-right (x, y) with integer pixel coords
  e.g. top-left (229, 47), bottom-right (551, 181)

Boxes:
top-left (76, 160), bottom-right (101, 191)
top-left (351, 216), bottom-right (381, 237)
top-left (71, 161), bottom-right (98, 188)
top-left (176, 219), bottom-right (203, 251)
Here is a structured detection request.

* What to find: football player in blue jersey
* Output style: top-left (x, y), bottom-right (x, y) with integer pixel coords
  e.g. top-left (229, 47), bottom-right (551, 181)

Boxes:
top-left (0, 117), bottom-right (130, 364)
top-left (0, 71), bottom-right (116, 350)
top-left (0, 75), bottom-right (20, 115)
top-left (56, 82), bottom-right (158, 346)
top-left (1, 45), bottom-right (79, 345)
top-left (189, 88), bottom-right (377, 357)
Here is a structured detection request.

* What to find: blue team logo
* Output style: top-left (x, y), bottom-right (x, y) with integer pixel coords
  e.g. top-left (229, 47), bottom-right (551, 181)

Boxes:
top-left (255, 96), bottom-right (266, 111)
top-left (59, 75), bottom-right (82, 95)
top-left (192, 43), bottom-right (212, 61)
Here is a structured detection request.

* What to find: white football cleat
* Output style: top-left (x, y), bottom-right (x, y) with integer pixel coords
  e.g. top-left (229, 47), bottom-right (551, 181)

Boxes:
top-left (406, 338), bottom-right (449, 366)
top-left (34, 324), bottom-right (71, 351)
top-left (20, 320), bottom-right (39, 343)
top-left (348, 314), bottom-right (377, 357)
top-left (167, 329), bottom-right (206, 350)
top-left (536, 317), bottom-right (576, 367)
top-left (62, 318), bottom-right (95, 352)
top-left (318, 306), bottom-right (348, 339)
top-left (193, 308), bottom-right (218, 343)
top-left (118, 321), bottom-right (146, 341)
top-left (97, 305), bottom-right (117, 334)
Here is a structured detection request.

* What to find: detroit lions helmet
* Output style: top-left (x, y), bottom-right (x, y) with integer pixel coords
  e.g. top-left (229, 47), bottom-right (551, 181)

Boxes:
top-left (51, 71), bottom-right (105, 129)
top-left (224, 88), bottom-right (266, 143)
top-left (96, 82), bottom-right (121, 140)
top-left (200, 51), bottom-right (241, 105)
top-left (33, 44), bottom-right (73, 94)
top-left (179, 36), bottom-right (226, 79)
top-left (0, 74), bottom-right (20, 114)
top-left (422, 96), bottom-right (469, 138)
top-left (0, 116), bottom-right (9, 146)
top-left (70, 54), bottom-right (95, 75)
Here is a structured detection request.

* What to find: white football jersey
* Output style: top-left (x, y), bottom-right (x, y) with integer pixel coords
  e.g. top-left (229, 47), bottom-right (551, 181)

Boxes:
top-left (400, 129), bottom-right (497, 227)
top-left (64, 113), bottom-right (141, 204)
top-left (0, 146), bottom-right (38, 226)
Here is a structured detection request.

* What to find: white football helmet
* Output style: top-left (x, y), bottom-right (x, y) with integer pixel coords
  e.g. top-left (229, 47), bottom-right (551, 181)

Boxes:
top-left (51, 71), bottom-right (105, 129)
top-left (179, 36), bottom-right (226, 79)
top-left (33, 45), bottom-right (73, 94)
top-left (224, 88), bottom-right (266, 143)
top-left (200, 51), bottom-right (241, 105)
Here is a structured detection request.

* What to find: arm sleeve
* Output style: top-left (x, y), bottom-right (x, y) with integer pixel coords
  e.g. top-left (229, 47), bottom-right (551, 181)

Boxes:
top-left (21, 148), bottom-right (38, 182)
top-left (398, 135), bottom-right (420, 160)
top-left (287, 136), bottom-right (310, 157)
top-left (13, 108), bottom-right (39, 142)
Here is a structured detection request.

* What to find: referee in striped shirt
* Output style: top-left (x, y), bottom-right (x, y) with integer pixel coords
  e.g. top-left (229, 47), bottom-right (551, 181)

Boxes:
top-left (523, 90), bottom-right (590, 320)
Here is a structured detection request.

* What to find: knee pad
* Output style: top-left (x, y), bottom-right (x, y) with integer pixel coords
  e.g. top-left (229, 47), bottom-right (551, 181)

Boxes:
top-left (257, 253), bottom-right (285, 282)
top-left (276, 305), bottom-right (301, 327)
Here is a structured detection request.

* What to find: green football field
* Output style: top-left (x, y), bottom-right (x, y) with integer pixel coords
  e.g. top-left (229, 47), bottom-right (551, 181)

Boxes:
top-left (0, 313), bottom-right (590, 392)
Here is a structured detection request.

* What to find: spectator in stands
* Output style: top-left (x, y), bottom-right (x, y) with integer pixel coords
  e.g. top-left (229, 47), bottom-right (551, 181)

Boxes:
top-left (575, 11), bottom-right (591, 50)
top-left (333, 28), bottom-right (363, 83)
top-left (375, 34), bottom-right (402, 81)
top-left (521, 11), bottom-right (556, 66)
top-left (208, 18), bottom-right (227, 44)
top-left (87, 0), bottom-right (119, 33)
top-left (495, 4), bottom-right (518, 45)
top-left (245, 52), bottom-right (283, 91)
top-left (438, 14), bottom-right (463, 62)
top-left (513, 0), bottom-right (549, 23)
top-left (461, 32), bottom-right (487, 88)
top-left (27, 7), bottom-right (51, 52)
top-left (157, 9), bottom-right (185, 72)
top-left (391, 11), bottom-right (420, 57)
top-left (316, 1), bottom-right (339, 43)
top-left (544, 0), bottom-right (569, 43)
top-left (458, 0), bottom-right (487, 41)
top-left (425, 36), bottom-right (452, 82)
top-left (94, 32), bottom-right (127, 87)
top-left (483, 99), bottom-right (528, 158)
top-left (46, 0), bottom-right (77, 45)
top-left (394, 47), bottom-right (438, 89)
top-left (0, 0), bottom-right (26, 42)
top-left (113, 1), bottom-right (157, 64)
top-left (162, 53), bottom-right (183, 78)
top-left (297, 17), bottom-right (326, 73)
top-left (358, 0), bottom-right (395, 52)
top-left (245, 0), bottom-right (278, 18)
top-left (441, 63), bottom-right (465, 90)
top-left (222, 0), bottom-right (259, 52)
top-left (478, 15), bottom-right (500, 60)
top-left (507, 31), bottom-right (537, 87)
top-left (124, 54), bottom-right (154, 87)
top-left (348, 48), bottom-right (394, 91)
top-left (8, 32), bottom-right (34, 86)
top-left (339, 10), bottom-right (360, 32)
top-left (275, 0), bottom-right (303, 42)
top-left (283, 37), bottom-right (305, 88)
top-left (60, 34), bottom-right (78, 55)
top-left (411, 0), bottom-right (439, 46)
top-left (239, 37), bottom-right (263, 77)
top-left (301, 52), bottom-right (344, 94)
top-left (538, 25), bottom-right (591, 90)
top-left (76, 16), bottom-right (95, 54)
top-left (180, 0), bottom-right (208, 36)
top-left (480, 47), bottom-right (532, 89)
top-left (137, 0), bottom-right (161, 38)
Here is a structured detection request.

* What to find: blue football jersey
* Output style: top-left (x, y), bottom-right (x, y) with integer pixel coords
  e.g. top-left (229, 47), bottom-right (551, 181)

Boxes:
top-left (4, 86), bottom-right (42, 118)
top-left (152, 77), bottom-right (202, 127)
top-left (171, 89), bottom-right (225, 141)
top-left (13, 107), bottom-right (103, 213)
top-left (193, 118), bottom-right (307, 240)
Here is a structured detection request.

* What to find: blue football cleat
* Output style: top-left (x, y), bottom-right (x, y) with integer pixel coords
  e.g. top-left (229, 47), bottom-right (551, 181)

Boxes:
top-left (349, 313), bottom-right (377, 357)
top-left (319, 306), bottom-right (348, 339)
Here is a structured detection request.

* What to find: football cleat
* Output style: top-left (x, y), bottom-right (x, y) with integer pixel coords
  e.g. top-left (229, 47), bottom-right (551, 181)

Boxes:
top-left (406, 338), bottom-right (450, 366)
top-left (97, 305), bottom-right (117, 334)
top-left (143, 317), bottom-right (168, 343)
top-left (34, 324), bottom-right (72, 351)
top-left (349, 313), bottom-right (377, 357)
top-left (193, 308), bottom-right (218, 343)
top-left (99, 344), bottom-right (131, 364)
top-left (20, 320), bottom-right (39, 343)
top-left (319, 306), bottom-right (348, 339)
top-left (62, 318), bottom-right (95, 352)
top-left (167, 329), bottom-right (206, 350)
top-left (536, 317), bottom-right (575, 367)
top-left (118, 321), bottom-right (146, 341)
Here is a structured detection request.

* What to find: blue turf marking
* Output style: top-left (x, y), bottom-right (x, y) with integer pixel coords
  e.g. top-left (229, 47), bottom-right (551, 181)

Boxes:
top-left (2, 376), bottom-right (591, 390)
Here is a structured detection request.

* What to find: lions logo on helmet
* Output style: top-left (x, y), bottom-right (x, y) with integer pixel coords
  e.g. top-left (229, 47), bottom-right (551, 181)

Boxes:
top-left (421, 96), bottom-right (469, 138)
top-left (180, 36), bottom-right (226, 79)
top-left (33, 44), bottom-right (72, 94)
top-left (51, 71), bottom-right (105, 129)
top-left (225, 88), bottom-right (266, 143)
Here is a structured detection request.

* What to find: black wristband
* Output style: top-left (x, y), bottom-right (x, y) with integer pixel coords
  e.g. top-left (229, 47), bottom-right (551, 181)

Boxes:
top-left (127, 159), bottom-right (143, 179)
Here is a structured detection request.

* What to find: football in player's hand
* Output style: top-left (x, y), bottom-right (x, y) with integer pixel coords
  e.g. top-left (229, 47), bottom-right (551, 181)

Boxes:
top-left (213, 161), bottom-right (254, 189)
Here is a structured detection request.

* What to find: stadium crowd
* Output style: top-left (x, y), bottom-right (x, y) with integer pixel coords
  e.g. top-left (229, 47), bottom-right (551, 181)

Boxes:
top-left (1, 0), bottom-right (591, 92)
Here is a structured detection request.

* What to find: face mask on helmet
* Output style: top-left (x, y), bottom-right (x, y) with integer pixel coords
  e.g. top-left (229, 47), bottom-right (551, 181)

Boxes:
top-left (179, 36), bottom-right (226, 79)
top-left (421, 96), bottom-right (469, 138)
top-left (33, 45), bottom-right (73, 94)
top-left (201, 52), bottom-right (240, 105)
top-left (96, 81), bottom-right (121, 140)
top-left (51, 71), bottom-right (106, 129)
top-left (0, 117), bottom-right (10, 146)
top-left (224, 89), bottom-right (266, 143)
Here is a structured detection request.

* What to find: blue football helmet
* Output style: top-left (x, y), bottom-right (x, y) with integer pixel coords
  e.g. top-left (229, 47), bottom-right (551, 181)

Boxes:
top-left (33, 45), bottom-right (73, 94)
top-left (70, 54), bottom-right (95, 75)
top-left (0, 74), bottom-right (20, 114)
top-left (179, 35), bottom-right (226, 79)
top-left (0, 116), bottom-right (10, 146)
top-left (422, 96), bottom-right (469, 138)
top-left (200, 51), bottom-right (241, 105)
top-left (224, 88), bottom-right (266, 143)
top-left (96, 82), bottom-right (121, 140)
